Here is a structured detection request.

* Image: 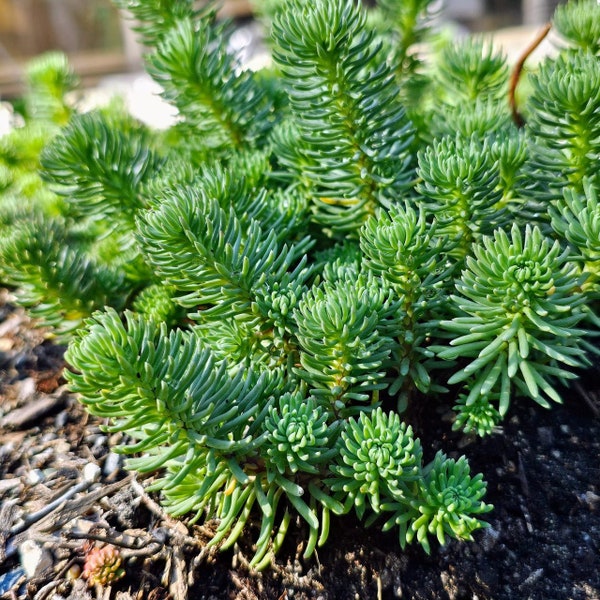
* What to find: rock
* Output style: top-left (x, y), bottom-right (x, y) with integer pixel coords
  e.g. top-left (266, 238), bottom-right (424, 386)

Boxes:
top-left (103, 452), bottom-right (122, 478)
top-left (83, 463), bottom-right (101, 483)
top-left (19, 540), bottom-right (53, 578)
top-left (27, 469), bottom-right (45, 485)
top-left (480, 525), bottom-right (501, 552)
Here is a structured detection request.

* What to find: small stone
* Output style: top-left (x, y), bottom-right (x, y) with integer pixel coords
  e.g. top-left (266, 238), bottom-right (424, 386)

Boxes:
top-left (72, 518), bottom-right (97, 535)
top-left (581, 490), bottom-right (600, 510)
top-left (17, 378), bottom-right (36, 402)
top-left (520, 568), bottom-right (544, 588)
top-left (83, 463), bottom-right (101, 483)
top-left (103, 452), bottom-right (122, 477)
top-left (54, 411), bottom-right (68, 429)
top-left (18, 540), bottom-right (53, 578)
top-left (30, 448), bottom-right (53, 469)
top-left (27, 469), bottom-right (45, 485)
top-left (66, 563), bottom-right (82, 581)
top-left (480, 525), bottom-right (501, 552)
top-left (537, 426), bottom-right (553, 446)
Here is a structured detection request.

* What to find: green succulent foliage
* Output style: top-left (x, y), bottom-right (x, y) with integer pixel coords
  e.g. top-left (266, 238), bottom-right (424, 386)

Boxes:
top-left (330, 408), bottom-right (422, 515)
top-left (417, 134), bottom-right (504, 260)
top-left (132, 283), bottom-right (187, 326)
top-left (0, 52), bottom-right (77, 222)
top-left (5, 0), bottom-right (600, 570)
top-left (271, 0), bottom-right (415, 234)
top-left (550, 179), bottom-right (600, 297)
top-left (490, 128), bottom-right (529, 205)
top-left (429, 98), bottom-right (513, 141)
top-left (402, 453), bottom-right (492, 554)
top-left (24, 51), bottom-right (77, 125)
top-left (293, 273), bottom-right (398, 414)
top-left (0, 122), bottom-right (63, 219)
top-left (147, 17), bottom-right (275, 152)
top-left (553, 0), bottom-right (600, 55)
top-left (0, 220), bottom-right (126, 340)
top-left (359, 203), bottom-right (451, 405)
top-left (418, 36), bottom-right (511, 146)
top-left (435, 224), bottom-right (590, 416)
top-left (112, 0), bottom-right (209, 47)
top-left (40, 111), bottom-right (162, 227)
top-left (329, 409), bottom-right (492, 554)
top-left (136, 182), bottom-right (312, 319)
top-left (371, 0), bottom-right (437, 76)
top-left (525, 50), bottom-right (600, 199)
top-left (263, 391), bottom-right (339, 475)
top-left (433, 37), bottom-right (509, 105)
top-left (452, 392), bottom-right (502, 437)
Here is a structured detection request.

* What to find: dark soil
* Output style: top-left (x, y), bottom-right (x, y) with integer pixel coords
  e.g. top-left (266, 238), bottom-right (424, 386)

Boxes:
top-left (1, 288), bottom-right (599, 600)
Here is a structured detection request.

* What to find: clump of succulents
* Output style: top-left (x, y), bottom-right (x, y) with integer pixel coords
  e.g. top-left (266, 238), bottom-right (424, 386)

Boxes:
top-left (82, 545), bottom-right (125, 587)
top-left (1, 0), bottom-right (599, 569)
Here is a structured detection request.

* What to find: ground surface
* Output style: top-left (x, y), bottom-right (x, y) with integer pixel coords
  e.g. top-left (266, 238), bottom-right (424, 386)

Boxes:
top-left (1, 288), bottom-right (599, 600)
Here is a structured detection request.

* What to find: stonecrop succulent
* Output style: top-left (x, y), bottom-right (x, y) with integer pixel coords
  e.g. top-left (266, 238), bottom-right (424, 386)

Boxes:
top-left (434, 224), bottom-right (590, 420)
top-left (1, 0), bottom-right (599, 570)
top-left (82, 545), bottom-right (125, 587)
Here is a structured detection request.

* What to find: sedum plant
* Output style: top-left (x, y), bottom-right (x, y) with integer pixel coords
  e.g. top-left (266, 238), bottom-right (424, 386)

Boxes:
top-left (1, 0), bottom-right (600, 568)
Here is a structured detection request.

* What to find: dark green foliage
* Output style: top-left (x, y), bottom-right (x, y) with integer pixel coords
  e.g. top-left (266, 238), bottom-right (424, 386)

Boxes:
top-left (0, 219), bottom-right (126, 340)
top-left (147, 17), bottom-right (274, 151)
top-left (550, 179), bottom-right (600, 300)
top-left (417, 134), bottom-right (504, 259)
top-left (434, 225), bottom-right (589, 417)
top-left (525, 50), bottom-right (600, 199)
top-left (293, 273), bottom-right (398, 413)
top-left (41, 111), bottom-right (162, 226)
top-left (111, 0), bottom-right (207, 47)
top-left (434, 37), bottom-right (508, 104)
top-left (271, 0), bottom-right (415, 234)
top-left (553, 0), bottom-right (600, 55)
top-left (2, 0), bottom-right (599, 569)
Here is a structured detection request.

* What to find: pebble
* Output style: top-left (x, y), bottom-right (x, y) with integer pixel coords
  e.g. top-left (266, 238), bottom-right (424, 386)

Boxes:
top-left (581, 490), bottom-right (600, 510)
top-left (0, 441), bottom-right (15, 460)
top-left (54, 411), bottom-right (68, 429)
top-left (520, 568), bottom-right (544, 588)
top-left (30, 448), bottom-right (54, 469)
top-left (537, 426), bottom-right (553, 446)
top-left (103, 452), bottom-right (122, 477)
top-left (83, 462), bottom-right (101, 483)
top-left (17, 378), bottom-right (36, 402)
top-left (480, 525), bottom-right (501, 552)
top-left (0, 567), bottom-right (25, 596)
top-left (26, 469), bottom-right (45, 485)
top-left (66, 564), bottom-right (82, 581)
top-left (18, 540), bottom-right (53, 578)
top-left (90, 435), bottom-right (108, 454)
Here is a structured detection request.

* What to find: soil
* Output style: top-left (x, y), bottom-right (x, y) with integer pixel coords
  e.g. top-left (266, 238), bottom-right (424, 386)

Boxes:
top-left (1, 287), bottom-right (599, 600)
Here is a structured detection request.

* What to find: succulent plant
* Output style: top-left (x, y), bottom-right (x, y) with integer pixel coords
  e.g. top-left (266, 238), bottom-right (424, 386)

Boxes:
top-left (1, 0), bottom-right (598, 570)
top-left (82, 545), bottom-right (125, 587)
